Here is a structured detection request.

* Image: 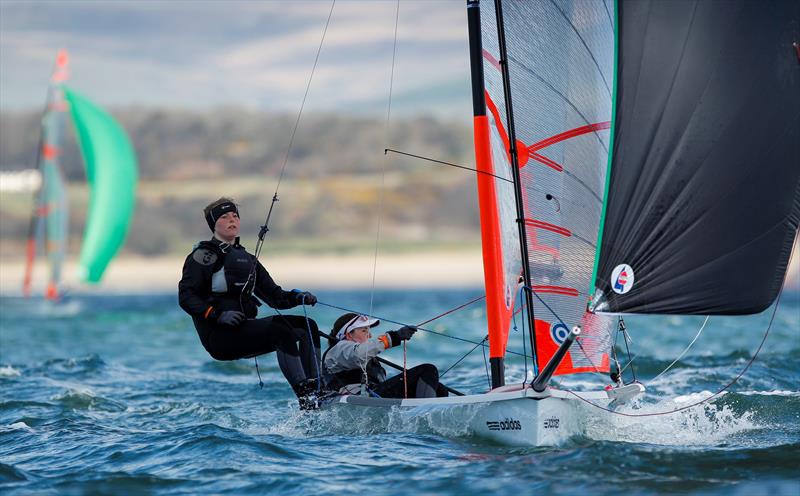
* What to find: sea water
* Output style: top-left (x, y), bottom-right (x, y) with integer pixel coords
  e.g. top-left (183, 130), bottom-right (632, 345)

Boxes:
top-left (1, 289), bottom-right (798, 495)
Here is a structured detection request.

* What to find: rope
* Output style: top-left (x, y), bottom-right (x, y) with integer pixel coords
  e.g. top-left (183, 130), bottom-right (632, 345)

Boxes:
top-left (316, 300), bottom-right (532, 359)
top-left (441, 335), bottom-right (488, 378)
top-left (527, 287), bottom-right (607, 379)
top-left (384, 148), bottom-right (512, 183)
top-left (649, 316), bottom-right (709, 383)
top-left (482, 336), bottom-right (491, 390)
top-left (362, 0), bottom-right (401, 390)
top-left (562, 287), bottom-right (784, 417)
top-left (368, 0), bottom-right (401, 317)
top-left (271, 0), bottom-right (335, 197)
top-left (244, 0), bottom-right (336, 303)
top-left (415, 294), bottom-right (485, 326)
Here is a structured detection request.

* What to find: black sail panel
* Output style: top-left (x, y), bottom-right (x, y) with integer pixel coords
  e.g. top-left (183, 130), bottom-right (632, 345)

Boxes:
top-left (592, 0), bottom-right (800, 315)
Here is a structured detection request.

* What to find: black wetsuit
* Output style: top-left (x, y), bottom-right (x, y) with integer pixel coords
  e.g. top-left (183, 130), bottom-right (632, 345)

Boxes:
top-left (178, 237), bottom-right (321, 388)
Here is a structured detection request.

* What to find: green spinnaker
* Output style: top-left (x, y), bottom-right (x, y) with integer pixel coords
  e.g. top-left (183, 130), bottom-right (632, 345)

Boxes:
top-left (64, 87), bottom-right (138, 283)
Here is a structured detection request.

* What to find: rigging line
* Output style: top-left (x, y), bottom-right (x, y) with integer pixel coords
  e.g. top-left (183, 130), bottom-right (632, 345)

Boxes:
top-left (368, 0), bottom-right (400, 316)
top-left (415, 294), bottom-right (486, 326)
top-left (526, 286), bottom-right (607, 378)
top-left (649, 316), bottom-right (709, 383)
top-left (562, 285), bottom-right (784, 418)
top-left (440, 335), bottom-right (488, 378)
top-left (620, 318), bottom-right (636, 382)
top-left (482, 337), bottom-right (491, 390)
top-left (246, 0), bottom-right (336, 294)
top-left (317, 300), bottom-right (532, 359)
top-left (517, 286), bottom-right (529, 385)
top-left (384, 148), bottom-right (512, 183)
top-left (272, 0), bottom-right (335, 196)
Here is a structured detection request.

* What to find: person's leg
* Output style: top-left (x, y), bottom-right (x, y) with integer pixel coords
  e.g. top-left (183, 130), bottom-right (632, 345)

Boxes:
top-left (207, 317), bottom-right (307, 386)
top-left (412, 364), bottom-right (439, 399)
top-left (274, 315), bottom-right (322, 382)
top-left (372, 364), bottom-right (441, 399)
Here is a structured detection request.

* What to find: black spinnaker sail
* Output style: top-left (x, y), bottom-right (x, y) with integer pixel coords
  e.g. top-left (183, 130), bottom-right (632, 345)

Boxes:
top-left (591, 0), bottom-right (800, 316)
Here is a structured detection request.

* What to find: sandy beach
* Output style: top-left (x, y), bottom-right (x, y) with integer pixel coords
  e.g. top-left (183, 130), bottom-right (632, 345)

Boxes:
top-left (0, 251), bottom-right (486, 295)
top-left (3, 244), bottom-right (797, 296)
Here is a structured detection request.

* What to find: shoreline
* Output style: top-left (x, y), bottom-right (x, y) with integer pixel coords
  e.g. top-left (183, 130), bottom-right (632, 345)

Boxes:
top-left (3, 247), bottom-right (797, 296)
top-left (0, 251), bottom-right (486, 295)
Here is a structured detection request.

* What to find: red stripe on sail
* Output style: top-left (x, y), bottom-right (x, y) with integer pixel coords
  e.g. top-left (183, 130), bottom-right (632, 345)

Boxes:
top-left (529, 152), bottom-right (563, 172)
top-left (532, 285), bottom-right (579, 297)
top-left (525, 219), bottom-right (571, 237)
top-left (42, 145), bottom-right (60, 160)
top-left (482, 49), bottom-right (502, 72)
top-left (527, 122), bottom-right (611, 153)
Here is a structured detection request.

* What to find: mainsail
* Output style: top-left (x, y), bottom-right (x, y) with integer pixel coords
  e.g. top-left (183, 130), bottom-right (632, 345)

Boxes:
top-left (591, 0), bottom-right (800, 316)
top-left (469, 0), bottom-right (615, 382)
top-left (63, 88), bottom-right (138, 284)
top-left (23, 50), bottom-right (70, 300)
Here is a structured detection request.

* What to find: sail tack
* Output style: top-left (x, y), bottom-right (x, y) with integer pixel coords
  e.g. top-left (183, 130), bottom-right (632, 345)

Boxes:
top-left (64, 88), bottom-right (138, 284)
top-left (471, 0), bottom-right (615, 376)
top-left (592, 0), bottom-right (800, 315)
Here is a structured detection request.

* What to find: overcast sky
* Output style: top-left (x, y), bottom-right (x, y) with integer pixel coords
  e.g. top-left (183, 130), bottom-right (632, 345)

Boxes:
top-left (0, 0), bottom-right (473, 116)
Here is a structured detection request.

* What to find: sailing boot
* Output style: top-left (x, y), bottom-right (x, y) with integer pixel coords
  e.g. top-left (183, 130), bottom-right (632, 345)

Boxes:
top-left (292, 378), bottom-right (322, 410)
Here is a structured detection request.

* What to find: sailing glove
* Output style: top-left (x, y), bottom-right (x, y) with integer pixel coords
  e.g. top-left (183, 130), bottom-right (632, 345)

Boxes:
top-left (294, 291), bottom-right (317, 306)
top-left (387, 325), bottom-right (417, 346)
top-left (217, 310), bottom-right (245, 326)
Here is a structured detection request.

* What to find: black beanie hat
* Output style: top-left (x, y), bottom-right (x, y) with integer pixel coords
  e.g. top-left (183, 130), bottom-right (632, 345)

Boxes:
top-left (205, 201), bottom-right (239, 231)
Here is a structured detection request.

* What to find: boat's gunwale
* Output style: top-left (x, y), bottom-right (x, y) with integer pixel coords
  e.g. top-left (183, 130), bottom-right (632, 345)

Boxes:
top-left (325, 383), bottom-right (619, 408)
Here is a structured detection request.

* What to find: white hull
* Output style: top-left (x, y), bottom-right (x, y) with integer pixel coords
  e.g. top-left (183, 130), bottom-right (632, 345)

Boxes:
top-left (321, 383), bottom-right (644, 446)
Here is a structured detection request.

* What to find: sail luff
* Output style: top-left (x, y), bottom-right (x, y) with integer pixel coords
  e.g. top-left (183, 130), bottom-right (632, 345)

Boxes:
top-left (589, 0), bottom-right (619, 299)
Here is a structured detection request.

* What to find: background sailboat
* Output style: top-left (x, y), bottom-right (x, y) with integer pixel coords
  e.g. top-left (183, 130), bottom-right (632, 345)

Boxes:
top-left (22, 50), bottom-right (139, 299)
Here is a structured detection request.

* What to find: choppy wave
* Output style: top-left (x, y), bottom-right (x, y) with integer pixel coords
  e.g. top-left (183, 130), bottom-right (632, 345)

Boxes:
top-left (0, 292), bottom-right (797, 495)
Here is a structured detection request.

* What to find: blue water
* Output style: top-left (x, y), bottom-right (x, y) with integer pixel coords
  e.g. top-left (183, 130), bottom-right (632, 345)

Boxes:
top-left (1, 289), bottom-right (798, 495)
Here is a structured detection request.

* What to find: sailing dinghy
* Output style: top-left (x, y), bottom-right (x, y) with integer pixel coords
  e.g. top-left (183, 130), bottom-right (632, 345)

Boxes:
top-left (22, 50), bottom-right (139, 299)
top-left (313, 0), bottom-right (800, 447)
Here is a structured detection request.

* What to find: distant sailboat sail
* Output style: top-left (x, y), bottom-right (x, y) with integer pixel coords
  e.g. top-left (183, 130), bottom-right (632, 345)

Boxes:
top-left (471, 1), bottom-right (615, 381)
top-left (22, 51), bottom-right (138, 295)
top-left (63, 88), bottom-right (138, 284)
top-left (591, 0), bottom-right (800, 316)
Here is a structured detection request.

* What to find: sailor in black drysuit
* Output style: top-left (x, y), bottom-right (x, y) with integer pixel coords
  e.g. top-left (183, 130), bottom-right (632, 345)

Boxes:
top-left (178, 198), bottom-right (322, 406)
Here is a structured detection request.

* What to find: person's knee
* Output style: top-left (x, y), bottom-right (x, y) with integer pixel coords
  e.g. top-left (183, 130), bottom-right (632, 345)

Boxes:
top-left (418, 363), bottom-right (439, 380)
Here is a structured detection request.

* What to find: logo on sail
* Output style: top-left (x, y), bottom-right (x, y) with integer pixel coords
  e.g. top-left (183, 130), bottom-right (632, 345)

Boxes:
top-left (611, 264), bottom-right (635, 294)
top-left (550, 322), bottom-right (570, 345)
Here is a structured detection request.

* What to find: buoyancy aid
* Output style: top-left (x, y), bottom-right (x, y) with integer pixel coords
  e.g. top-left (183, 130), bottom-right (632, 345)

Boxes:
top-left (201, 239), bottom-right (261, 318)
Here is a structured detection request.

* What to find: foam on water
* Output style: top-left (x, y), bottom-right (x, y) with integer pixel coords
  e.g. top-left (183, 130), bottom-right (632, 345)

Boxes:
top-left (583, 391), bottom-right (759, 446)
top-left (1, 422), bottom-right (33, 433)
top-left (0, 365), bottom-right (21, 377)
